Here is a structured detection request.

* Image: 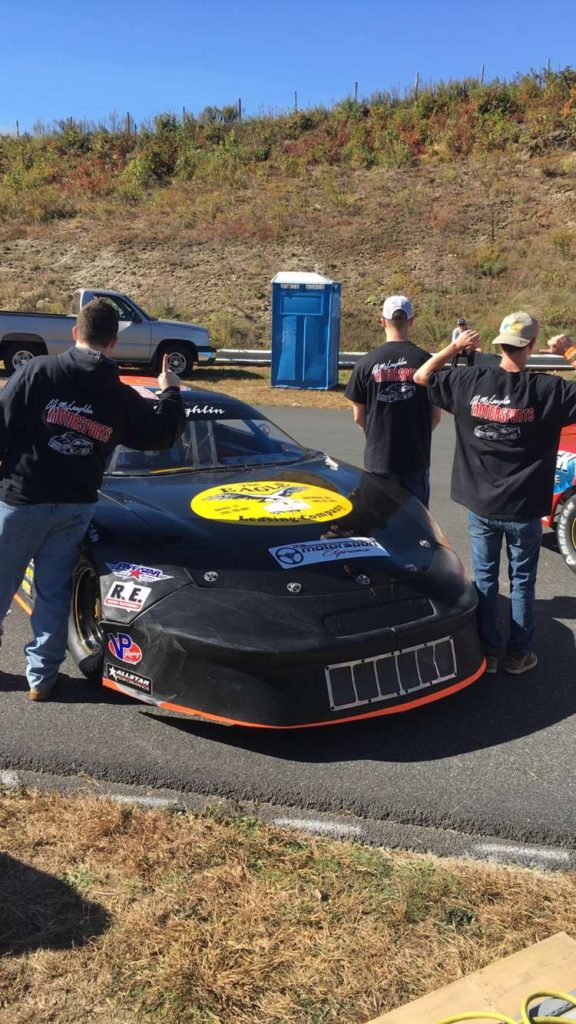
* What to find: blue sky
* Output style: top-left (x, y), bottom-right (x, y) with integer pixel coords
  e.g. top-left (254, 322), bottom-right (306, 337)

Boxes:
top-left (1, 0), bottom-right (575, 132)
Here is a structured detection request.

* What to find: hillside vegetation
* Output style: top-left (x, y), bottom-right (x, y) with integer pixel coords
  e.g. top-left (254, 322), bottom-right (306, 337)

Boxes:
top-left (2, 68), bottom-right (576, 349)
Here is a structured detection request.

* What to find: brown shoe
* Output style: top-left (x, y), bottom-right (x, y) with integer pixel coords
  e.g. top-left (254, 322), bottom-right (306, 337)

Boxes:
top-left (504, 652), bottom-right (538, 675)
top-left (484, 654), bottom-right (499, 675)
top-left (28, 687), bottom-right (55, 702)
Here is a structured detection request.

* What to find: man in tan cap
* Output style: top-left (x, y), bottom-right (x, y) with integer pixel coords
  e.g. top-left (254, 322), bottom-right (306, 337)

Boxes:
top-left (413, 312), bottom-right (576, 675)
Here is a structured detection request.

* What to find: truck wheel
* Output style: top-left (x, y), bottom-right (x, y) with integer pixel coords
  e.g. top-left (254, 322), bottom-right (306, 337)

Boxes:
top-left (157, 342), bottom-right (195, 378)
top-left (68, 556), bottom-right (104, 681)
top-left (2, 341), bottom-right (42, 375)
top-left (557, 494), bottom-right (576, 575)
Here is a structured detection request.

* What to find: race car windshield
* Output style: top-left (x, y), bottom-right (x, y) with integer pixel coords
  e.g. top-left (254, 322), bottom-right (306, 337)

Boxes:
top-left (106, 417), bottom-right (308, 475)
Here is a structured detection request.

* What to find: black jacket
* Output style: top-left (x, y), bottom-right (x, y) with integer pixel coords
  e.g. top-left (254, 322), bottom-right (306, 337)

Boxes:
top-left (0, 347), bottom-right (185, 505)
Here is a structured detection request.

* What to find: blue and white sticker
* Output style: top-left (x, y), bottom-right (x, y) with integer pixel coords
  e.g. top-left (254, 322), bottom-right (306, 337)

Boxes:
top-left (106, 562), bottom-right (173, 583)
top-left (269, 536), bottom-right (389, 569)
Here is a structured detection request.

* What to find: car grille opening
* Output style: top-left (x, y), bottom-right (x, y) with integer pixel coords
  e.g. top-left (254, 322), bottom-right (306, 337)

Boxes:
top-left (325, 635), bottom-right (457, 711)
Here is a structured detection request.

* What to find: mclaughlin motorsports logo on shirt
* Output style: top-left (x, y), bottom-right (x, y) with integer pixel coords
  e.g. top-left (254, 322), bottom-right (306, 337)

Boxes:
top-left (43, 399), bottom-right (114, 457)
top-left (372, 358), bottom-right (416, 404)
top-left (191, 481), bottom-right (353, 525)
top-left (470, 394), bottom-right (535, 441)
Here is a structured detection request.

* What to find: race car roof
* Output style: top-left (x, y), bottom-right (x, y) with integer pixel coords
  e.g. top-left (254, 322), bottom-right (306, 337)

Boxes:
top-left (121, 376), bottom-right (261, 421)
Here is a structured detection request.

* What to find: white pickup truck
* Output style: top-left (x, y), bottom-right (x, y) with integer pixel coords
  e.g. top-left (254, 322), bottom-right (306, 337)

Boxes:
top-left (0, 288), bottom-right (216, 377)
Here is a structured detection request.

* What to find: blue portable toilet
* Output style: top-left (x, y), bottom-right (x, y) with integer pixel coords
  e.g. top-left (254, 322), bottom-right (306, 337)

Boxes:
top-left (271, 271), bottom-right (341, 389)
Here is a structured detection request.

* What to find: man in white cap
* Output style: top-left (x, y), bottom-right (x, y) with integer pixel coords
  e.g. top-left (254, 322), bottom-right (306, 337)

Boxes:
top-left (413, 312), bottom-right (576, 675)
top-left (344, 295), bottom-right (441, 506)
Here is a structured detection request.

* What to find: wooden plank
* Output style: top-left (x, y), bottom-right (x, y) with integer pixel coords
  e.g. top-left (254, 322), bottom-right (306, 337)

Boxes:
top-left (368, 933), bottom-right (576, 1024)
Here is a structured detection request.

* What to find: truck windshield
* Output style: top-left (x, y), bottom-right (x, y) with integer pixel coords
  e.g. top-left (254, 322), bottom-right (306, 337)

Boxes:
top-left (106, 417), bottom-right (306, 475)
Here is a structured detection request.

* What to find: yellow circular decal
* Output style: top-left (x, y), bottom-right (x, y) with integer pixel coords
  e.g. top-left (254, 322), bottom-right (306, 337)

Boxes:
top-left (191, 481), bottom-right (353, 525)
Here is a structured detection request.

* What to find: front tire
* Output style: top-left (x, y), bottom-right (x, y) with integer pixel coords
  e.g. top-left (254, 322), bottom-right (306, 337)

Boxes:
top-left (156, 342), bottom-right (195, 378)
top-left (68, 556), bottom-right (104, 680)
top-left (557, 494), bottom-right (576, 574)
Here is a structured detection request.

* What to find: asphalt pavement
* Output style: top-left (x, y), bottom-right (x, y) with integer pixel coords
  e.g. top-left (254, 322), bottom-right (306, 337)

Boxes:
top-left (1, 410), bottom-right (576, 848)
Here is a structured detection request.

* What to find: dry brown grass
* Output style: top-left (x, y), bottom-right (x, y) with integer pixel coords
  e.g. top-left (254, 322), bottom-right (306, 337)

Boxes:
top-left (1, 791), bottom-right (575, 1024)
top-left (2, 154), bottom-right (576, 352)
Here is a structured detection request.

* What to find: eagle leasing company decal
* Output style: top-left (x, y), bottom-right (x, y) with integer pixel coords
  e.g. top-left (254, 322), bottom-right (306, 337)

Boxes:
top-left (191, 481), bottom-right (353, 525)
top-left (269, 537), bottom-right (389, 568)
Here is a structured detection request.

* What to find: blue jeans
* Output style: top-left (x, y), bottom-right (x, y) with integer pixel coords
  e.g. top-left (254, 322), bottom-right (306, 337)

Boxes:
top-left (0, 501), bottom-right (95, 692)
top-left (385, 469), bottom-right (430, 508)
top-left (468, 511), bottom-right (542, 656)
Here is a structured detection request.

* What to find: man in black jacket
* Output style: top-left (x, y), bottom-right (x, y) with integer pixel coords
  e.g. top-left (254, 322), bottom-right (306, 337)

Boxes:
top-left (0, 298), bottom-right (185, 700)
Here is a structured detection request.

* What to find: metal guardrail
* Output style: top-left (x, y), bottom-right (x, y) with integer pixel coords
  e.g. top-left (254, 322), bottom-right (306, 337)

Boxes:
top-left (217, 350), bottom-right (574, 371)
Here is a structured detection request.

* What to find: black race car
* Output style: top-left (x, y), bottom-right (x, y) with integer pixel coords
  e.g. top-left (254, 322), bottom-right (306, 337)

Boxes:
top-left (19, 379), bottom-right (486, 728)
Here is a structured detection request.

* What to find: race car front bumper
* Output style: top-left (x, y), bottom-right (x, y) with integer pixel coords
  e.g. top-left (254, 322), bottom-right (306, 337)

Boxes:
top-left (101, 555), bottom-right (486, 728)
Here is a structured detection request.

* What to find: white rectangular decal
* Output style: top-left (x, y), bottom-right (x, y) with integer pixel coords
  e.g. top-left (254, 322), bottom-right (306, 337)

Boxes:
top-left (269, 536), bottom-right (388, 569)
top-left (104, 582), bottom-right (152, 612)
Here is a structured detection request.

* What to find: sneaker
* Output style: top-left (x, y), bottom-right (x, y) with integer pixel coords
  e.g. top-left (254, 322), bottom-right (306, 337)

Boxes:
top-left (504, 652), bottom-right (538, 675)
top-left (484, 654), bottom-right (499, 675)
top-left (28, 686), bottom-right (55, 702)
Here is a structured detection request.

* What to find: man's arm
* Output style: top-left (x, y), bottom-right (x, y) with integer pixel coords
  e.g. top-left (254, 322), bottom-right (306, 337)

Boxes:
top-left (547, 334), bottom-right (576, 422)
top-left (0, 369), bottom-right (28, 458)
top-left (430, 405), bottom-right (442, 430)
top-left (548, 334), bottom-right (576, 370)
top-left (351, 402), bottom-right (366, 432)
top-left (413, 330), bottom-right (481, 387)
top-left (121, 358), bottom-right (185, 451)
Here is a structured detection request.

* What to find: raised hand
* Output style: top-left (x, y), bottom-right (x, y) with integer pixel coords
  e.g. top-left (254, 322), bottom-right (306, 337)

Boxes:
top-left (158, 354), bottom-right (182, 391)
top-left (547, 333), bottom-right (573, 356)
top-left (451, 329), bottom-right (482, 354)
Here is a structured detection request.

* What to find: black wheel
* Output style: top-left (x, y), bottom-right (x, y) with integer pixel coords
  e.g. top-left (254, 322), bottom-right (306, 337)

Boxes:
top-left (557, 493), bottom-right (576, 574)
top-left (156, 342), bottom-right (195, 378)
top-left (2, 341), bottom-right (42, 375)
top-left (68, 556), bottom-right (104, 680)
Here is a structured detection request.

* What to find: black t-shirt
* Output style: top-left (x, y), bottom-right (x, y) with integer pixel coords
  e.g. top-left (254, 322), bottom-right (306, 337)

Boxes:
top-left (428, 366), bottom-right (576, 519)
top-left (344, 341), bottom-right (432, 474)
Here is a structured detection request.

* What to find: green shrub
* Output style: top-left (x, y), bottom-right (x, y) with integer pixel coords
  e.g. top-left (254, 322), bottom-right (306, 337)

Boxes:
top-left (470, 245), bottom-right (507, 278)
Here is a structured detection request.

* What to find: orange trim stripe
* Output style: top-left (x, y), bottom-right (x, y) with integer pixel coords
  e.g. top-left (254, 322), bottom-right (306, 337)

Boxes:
top-left (13, 593), bottom-right (32, 616)
top-left (103, 658), bottom-right (486, 730)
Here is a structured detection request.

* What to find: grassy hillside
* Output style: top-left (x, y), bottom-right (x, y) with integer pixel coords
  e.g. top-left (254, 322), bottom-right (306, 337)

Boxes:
top-left (2, 68), bottom-right (576, 349)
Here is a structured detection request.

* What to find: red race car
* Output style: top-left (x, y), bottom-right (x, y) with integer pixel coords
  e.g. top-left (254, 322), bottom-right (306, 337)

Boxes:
top-left (542, 424), bottom-right (576, 573)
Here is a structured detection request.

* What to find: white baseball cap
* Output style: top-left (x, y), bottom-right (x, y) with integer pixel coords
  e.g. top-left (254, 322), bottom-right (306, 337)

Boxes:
top-left (382, 295), bottom-right (414, 320)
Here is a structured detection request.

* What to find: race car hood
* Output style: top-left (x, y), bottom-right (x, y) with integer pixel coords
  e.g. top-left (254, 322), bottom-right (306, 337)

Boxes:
top-left (99, 457), bottom-right (443, 589)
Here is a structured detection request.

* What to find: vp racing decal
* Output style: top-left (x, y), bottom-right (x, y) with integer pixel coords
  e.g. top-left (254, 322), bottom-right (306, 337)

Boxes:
top-left (191, 481), bottom-right (353, 525)
top-left (104, 582), bottom-right (151, 612)
top-left (106, 562), bottom-right (173, 583)
top-left (105, 663), bottom-right (151, 694)
top-left (107, 633), bottom-right (143, 665)
top-left (270, 537), bottom-right (389, 568)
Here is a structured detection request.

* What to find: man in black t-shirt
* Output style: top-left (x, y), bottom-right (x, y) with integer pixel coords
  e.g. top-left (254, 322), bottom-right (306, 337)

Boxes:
top-left (414, 311), bottom-right (576, 676)
top-left (344, 295), bottom-right (441, 507)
